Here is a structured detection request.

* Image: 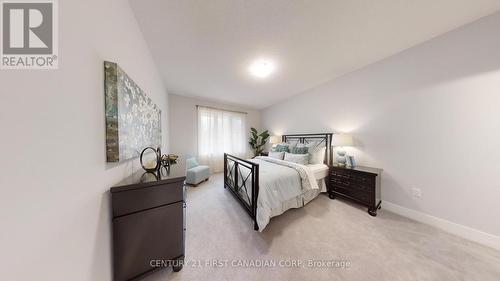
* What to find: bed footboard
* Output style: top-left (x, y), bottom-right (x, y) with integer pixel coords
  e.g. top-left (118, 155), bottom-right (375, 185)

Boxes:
top-left (224, 153), bottom-right (260, 230)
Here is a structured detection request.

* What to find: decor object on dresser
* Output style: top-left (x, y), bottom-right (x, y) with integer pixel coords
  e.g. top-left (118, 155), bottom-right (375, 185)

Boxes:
top-left (346, 155), bottom-right (356, 167)
top-left (328, 165), bottom-right (382, 216)
top-left (186, 157), bottom-right (210, 186)
top-left (161, 154), bottom-right (179, 167)
top-left (140, 147), bottom-right (161, 172)
top-left (167, 154), bottom-right (179, 163)
top-left (140, 147), bottom-right (175, 172)
top-left (110, 158), bottom-right (186, 281)
top-left (248, 127), bottom-right (270, 157)
top-left (104, 61), bottom-right (162, 162)
top-left (332, 133), bottom-right (353, 166)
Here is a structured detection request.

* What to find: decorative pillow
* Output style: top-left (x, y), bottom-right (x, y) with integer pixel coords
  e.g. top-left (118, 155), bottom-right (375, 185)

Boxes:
top-left (186, 157), bottom-right (199, 169)
top-left (268, 151), bottom-right (285, 160)
top-left (284, 152), bottom-right (309, 165)
top-left (290, 144), bottom-right (308, 154)
top-left (272, 143), bottom-right (289, 152)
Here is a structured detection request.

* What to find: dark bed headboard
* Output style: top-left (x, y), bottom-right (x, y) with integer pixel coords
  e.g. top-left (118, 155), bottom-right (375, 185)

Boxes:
top-left (282, 133), bottom-right (333, 165)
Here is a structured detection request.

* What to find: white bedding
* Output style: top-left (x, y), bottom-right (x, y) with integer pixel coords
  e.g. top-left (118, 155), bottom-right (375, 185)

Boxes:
top-left (307, 163), bottom-right (329, 193)
top-left (308, 163), bottom-right (329, 180)
top-left (238, 157), bottom-right (327, 231)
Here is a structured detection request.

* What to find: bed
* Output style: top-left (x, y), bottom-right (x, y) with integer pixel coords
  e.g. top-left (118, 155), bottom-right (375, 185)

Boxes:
top-left (223, 133), bottom-right (333, 231)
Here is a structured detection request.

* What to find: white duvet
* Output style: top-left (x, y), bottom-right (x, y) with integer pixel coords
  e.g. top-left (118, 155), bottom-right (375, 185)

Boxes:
top-left (246, 156), bottom-right (320, 231)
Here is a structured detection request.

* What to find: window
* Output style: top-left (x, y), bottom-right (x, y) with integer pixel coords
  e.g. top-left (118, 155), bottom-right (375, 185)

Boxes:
top-left (197, 106), bottom-right (247, 172)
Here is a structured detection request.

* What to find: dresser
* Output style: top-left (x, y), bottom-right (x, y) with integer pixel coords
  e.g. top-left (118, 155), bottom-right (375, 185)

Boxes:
top-left (328, 165), bottom-right (383, 216)
top-left (110, 159), bottom-right (186, 281)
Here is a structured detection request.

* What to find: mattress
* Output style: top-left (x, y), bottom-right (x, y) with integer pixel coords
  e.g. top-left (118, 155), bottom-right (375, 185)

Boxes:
top-left (307, 163), bottom-right (329, 180)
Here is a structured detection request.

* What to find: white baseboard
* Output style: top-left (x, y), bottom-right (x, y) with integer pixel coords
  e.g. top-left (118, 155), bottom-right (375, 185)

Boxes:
top-left (383, 201), bottom-right (500, 251)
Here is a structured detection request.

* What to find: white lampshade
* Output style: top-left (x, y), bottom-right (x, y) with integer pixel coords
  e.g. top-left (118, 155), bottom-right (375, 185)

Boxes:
top-left (269, 136), bottom-right (281, 144)
top-left (333, 134), bottom-right (353, 147)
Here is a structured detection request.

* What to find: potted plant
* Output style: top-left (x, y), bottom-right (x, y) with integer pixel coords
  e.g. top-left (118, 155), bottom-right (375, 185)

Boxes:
top-left (249, 127), bottom-right (270, 157)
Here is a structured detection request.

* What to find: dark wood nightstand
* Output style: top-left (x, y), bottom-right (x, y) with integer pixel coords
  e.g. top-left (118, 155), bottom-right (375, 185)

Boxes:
top-left (328, 165), bottom-right (383, 216)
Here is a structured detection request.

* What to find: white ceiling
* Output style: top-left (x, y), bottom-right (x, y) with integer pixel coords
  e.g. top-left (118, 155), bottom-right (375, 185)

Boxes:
top-left (130, 0), bottom-right (500, 109)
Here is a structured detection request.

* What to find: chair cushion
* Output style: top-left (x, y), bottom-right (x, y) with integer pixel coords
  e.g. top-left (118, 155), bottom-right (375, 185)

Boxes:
top-left (186, 165), bottom-right (210, 185)
top-left (186, 157), bottom-right (199, 169)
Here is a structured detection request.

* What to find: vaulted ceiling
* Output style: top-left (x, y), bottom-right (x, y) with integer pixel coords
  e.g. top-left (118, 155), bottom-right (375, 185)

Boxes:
top-left (130, 0), bottom-right (500, 109)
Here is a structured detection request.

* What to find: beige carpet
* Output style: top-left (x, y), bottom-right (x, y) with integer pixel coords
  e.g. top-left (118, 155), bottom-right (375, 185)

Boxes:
top-left (144, 173), bottom-right (500, 281)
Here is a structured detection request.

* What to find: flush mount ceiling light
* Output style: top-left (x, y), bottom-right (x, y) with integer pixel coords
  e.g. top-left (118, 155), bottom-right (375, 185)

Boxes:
top-left (249, 59), bottom-right (275, 78)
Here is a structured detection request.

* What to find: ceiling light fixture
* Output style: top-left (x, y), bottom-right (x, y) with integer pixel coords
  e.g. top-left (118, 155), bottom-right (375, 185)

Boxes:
top-left (249, 59), bottom-right (275, 78)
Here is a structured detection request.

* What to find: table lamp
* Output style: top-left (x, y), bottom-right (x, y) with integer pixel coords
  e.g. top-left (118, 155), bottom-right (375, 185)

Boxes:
top-left (332, 134), bottom-right (353, 166)
top-left (269, 136), bottom-right (281, 145)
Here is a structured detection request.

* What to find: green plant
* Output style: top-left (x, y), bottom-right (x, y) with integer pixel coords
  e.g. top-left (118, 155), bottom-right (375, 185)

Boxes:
top-left (249, 127), bottom-right (270, 156)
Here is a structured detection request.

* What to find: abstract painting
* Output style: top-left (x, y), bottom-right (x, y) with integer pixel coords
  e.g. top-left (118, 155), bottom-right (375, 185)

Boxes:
top-left (104, 61), bottom-right (161, 162)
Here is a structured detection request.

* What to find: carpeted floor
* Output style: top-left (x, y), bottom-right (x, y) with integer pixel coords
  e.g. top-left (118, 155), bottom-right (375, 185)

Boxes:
top-left (144, 173), bottom-right (500, 281)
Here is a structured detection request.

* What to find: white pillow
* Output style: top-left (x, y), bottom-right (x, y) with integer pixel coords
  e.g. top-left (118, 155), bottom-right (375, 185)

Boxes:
top-left (287, 140), bottom-right (299, 147)
top-left (306, 141), bottom-right (326, 164)
top-left (284, 152), bottom-right (309, 165)
top-left (268, 151), bottom-right (285, 160)
top-left (309, 147), bottom-right (326, 164)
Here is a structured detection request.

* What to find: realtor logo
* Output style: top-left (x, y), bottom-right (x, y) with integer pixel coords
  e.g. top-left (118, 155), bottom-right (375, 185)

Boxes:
top-left (1, 0), bottom-right (58, 69)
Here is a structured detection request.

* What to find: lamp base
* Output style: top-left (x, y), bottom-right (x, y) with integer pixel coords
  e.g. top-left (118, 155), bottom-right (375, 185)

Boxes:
top-left (336, 147), bottom-right (347, 166)
top-left (336, 156), bottom-right (347, 166)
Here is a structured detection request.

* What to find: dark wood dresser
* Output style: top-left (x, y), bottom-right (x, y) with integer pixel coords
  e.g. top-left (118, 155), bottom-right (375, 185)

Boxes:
top-left (110, 159), bottom-right (186, 281)
top-left (328, 165), bottom-right (383, 216)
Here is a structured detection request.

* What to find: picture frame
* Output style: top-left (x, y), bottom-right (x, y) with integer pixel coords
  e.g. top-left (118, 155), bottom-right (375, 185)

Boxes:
top-left (104, 61), bottom-right (162, 162)
top-left (347, 155), bottom-right (356, 167)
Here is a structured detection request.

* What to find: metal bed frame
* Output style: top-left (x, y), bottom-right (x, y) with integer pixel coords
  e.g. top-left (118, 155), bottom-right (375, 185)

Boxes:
top-left (223, 133), bottom-right (333, 230)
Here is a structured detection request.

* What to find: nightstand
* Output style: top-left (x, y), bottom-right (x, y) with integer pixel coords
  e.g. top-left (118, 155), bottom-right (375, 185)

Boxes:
top-left (328, 165), bottom-right (383, 216)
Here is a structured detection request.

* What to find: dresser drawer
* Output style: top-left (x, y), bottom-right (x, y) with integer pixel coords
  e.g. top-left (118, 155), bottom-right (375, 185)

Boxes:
top-left (112, 181), bottom-right (184, 217)
top-left (350, 172), bottom-right (373, 184)
top-left (330, 175), bottom-right (374, 193)
top-left (329, 168), bottom-right (351, 179)
top-left (330, 169), bottom-right (373, 180)
top-left (113, 202), bottom-right (184, 281)
top-left (331, 185), bottom-right (372, 205)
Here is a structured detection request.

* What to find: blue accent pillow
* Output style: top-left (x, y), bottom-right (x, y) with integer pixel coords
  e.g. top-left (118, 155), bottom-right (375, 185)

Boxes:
top-left (272, 144), bottom-right (289, 152)
top-left (290, 146), bottom-right (308, 154)
top-left (186, 157), bottom-right (199, 169)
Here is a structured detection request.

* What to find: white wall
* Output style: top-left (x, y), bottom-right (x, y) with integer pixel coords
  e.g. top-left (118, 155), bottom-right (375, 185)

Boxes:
top-left (169, 94), bottom-right (261, 159)
top-left (0, 1), bottom-right (168, 281)
top-left (262, 13), bottom-right (500, 241)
